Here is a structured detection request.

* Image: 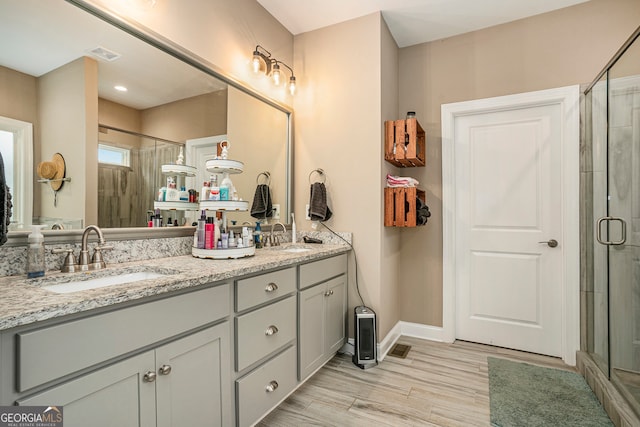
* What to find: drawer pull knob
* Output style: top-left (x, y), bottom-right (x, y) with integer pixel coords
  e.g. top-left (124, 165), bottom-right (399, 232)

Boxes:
top-left (143, 371), bottom-right (157, 383)
top-left (159, 364), bottom-right (172, 375)
top-left (265, 325), bottom-right (279, 336)
top-left (265, 380), bottom-right (279, 393)
top-left (325, 290), bottom-right (334, 297)
top-left (265, 283), bottom-right (278, 292)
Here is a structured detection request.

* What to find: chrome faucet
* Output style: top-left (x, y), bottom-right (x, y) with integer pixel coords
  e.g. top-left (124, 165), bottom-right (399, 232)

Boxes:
top-left (269, 222), bottom-right (288, 247)
top-left (51, 225), bottom-right (112, 272)
top-left (79, 225), bottom-right (112, 270)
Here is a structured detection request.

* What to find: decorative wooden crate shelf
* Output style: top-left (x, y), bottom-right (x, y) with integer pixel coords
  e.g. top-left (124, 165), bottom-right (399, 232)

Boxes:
top-left (384, 118), bottom-right (426, 167)
top-left (384, 187), bottom-right (426, 227)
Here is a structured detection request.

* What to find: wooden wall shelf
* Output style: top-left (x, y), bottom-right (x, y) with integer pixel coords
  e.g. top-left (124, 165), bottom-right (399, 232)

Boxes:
top-left (384, 118), bottom-right (426, 167)
top-left (384, 187), bottom-right (426, 227)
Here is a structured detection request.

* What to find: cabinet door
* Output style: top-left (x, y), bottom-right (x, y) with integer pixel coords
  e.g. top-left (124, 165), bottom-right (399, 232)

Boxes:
top-left (17, 351), bottom-right (156, 427)
top-left (298, 283), bottom-right (326, 380)
top-left (325, 275), bottom-right (347, 354)
top-left (155, 323), bottom-right (231, 427)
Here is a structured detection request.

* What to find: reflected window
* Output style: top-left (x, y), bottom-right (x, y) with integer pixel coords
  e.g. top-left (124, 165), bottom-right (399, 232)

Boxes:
top-left (98, 144), bottom-right (131, 167)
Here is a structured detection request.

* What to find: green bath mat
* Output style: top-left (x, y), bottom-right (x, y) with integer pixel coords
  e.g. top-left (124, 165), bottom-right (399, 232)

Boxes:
top-left (488, 357), bottom-right (613, 427)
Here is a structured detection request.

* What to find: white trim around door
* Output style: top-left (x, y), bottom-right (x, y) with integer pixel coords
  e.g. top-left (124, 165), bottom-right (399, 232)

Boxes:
top-left (441, 86), bottom-right (580, 365)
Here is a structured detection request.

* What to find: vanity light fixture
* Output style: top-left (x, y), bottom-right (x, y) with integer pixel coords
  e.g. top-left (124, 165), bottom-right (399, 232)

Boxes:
top-left (251, 45), bottom-right (296, 95)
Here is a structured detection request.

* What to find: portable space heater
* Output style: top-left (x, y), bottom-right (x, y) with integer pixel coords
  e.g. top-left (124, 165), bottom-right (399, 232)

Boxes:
top-left (353, 305), bottom-right (377, 369)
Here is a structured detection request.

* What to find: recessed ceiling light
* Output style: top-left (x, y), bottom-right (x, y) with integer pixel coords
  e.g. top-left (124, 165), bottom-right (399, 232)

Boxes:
top-left (114, 85), bottom-right (128, 92)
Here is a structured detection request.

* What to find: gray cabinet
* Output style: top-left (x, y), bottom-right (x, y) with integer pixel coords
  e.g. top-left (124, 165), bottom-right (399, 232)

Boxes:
top-left (17, 324), bottom-right (230, 427)
top-left (234, 268), bottom-right (298, 427)
top-left (18, 351), bottom-right (156, 427)
top-left (299, 274), bottom-right (347, 380)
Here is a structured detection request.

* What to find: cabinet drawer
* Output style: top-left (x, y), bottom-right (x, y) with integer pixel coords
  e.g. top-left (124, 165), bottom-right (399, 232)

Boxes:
top-left (17, 284), bottom-right (230, 392)
top-left (236, 267), bottom-right (296, 312)
top-left (235, 296), bottom-right (296, 372)
top-left (236, 345), bottom-right (297, 427)
top-left (299, 254), bottom-right (347, 289)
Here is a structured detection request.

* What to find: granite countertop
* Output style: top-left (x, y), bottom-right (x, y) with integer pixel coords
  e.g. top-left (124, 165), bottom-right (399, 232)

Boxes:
top-left (0, 244), bottom-right (350, 332)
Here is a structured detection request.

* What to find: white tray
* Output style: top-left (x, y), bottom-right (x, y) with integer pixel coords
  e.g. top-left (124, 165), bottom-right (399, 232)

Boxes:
top-left (205, 159), bottom-right (244, 174)
top-left (154, 201), bottom-right (199, 211)
top-left (161, 164), bottom-right (197, 176)
top-left (199, 200), bottom-right (248, 211)
top-left (192, 246), bottom-right (255, 259)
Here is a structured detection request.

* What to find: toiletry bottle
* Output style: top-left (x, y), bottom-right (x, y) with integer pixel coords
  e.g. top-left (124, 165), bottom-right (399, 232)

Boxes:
top-left (179, 186), bottom-right (188, 201)
top-left (26, 225), bottom-right (46, 278)
top-left (205, 218), bottom-right (214, 249)
top-left (254, 222), bottom-right (262, 248)
top-left (209, 175), bottom-right (220, 201)
top-left (200, 181), bottom-right (210, 202)
top-left (220, 172), bottom-right (233, 201)
top-left (214, 216), bottom-right (221, 245)
top-left (197, 211), bottom-right (206, 248)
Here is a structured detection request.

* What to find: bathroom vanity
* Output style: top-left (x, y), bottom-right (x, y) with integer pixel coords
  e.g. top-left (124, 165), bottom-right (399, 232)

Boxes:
top-left (0, 246), bottom-right (349, 427)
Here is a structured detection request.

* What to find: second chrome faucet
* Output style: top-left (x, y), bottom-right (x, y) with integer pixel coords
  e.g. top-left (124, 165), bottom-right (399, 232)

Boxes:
top-left (52, 225), bottom-right (113, 272)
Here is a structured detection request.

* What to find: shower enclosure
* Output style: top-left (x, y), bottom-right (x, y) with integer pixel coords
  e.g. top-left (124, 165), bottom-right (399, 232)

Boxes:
top-left (584, 26), bottom-right (640, 417)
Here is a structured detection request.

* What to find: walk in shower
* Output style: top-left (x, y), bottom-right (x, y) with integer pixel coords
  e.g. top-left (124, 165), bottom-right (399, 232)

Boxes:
top-left (583, 25), bottom-right (640, 420)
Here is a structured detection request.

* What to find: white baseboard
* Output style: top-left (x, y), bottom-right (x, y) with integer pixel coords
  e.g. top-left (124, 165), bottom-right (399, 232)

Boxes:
top-left (345, 321), bottom-right (449, 364)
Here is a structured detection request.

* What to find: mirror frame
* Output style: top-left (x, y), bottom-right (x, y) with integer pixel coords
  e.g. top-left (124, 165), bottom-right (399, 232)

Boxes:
top-left (6, 0), bottom-right (293, 246)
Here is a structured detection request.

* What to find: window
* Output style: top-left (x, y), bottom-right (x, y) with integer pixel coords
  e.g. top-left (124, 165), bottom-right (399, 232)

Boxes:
top-left (98, 144), bottom-right (131, 167)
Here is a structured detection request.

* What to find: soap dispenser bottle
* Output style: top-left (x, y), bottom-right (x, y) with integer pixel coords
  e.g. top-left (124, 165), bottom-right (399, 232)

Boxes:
top-left (27, 225), bottom-right (46, 278)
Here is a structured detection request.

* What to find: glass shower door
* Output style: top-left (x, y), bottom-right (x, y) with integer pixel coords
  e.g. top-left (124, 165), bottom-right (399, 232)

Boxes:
top-left (607, 35), bottom-right (640, 413)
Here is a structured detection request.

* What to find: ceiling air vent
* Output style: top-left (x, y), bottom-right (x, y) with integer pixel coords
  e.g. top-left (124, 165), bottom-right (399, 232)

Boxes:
top-left (87, 46), bottom-right (121, 62)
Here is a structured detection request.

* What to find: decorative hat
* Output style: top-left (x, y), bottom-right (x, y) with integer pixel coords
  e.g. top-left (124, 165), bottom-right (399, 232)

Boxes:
top-left (37, 153), bottom-right (66, 191)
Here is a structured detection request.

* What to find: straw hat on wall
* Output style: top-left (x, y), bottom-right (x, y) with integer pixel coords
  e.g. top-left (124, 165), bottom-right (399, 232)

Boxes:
top-left (37, 153), bottom-right (66, 191)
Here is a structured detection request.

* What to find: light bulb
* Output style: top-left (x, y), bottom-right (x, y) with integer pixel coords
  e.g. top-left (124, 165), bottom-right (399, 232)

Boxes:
top-left (288, 76), bottom-right (296, 96)
top-left (252, 52), bottom-right (261, 74)
top-left (272, 63), bottom-right (281, 86)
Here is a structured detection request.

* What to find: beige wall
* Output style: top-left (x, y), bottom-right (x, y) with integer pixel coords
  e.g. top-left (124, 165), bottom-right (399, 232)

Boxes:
top-left (293, 13), bottom-right (401, 337)
top-left (0, 66), bottom-right (37, 125)
top-left (88, 0), bottom-right (293, 107)
top-left (141, 90), bottom-right (227, 142)
top-left (397, 0), bottom-right (640, 327)
top-left (227, 86), bottom-right (288, 225)
top-left (38, 57), bottom-right (98, 226)
top-left (0, 66), bottom-right (39, 216)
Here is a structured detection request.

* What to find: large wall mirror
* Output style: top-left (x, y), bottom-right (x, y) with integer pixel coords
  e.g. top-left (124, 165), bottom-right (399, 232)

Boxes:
top-left (0, 0), bottom-right (291, 240)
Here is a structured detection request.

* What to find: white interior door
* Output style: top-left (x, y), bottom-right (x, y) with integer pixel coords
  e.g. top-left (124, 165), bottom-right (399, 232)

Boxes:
top-left (454, 104), bottom-right (562, 356)
top-left (185, 134), bottom-right (227, 223)
top-left (442, 86), bottom-right (580, 362)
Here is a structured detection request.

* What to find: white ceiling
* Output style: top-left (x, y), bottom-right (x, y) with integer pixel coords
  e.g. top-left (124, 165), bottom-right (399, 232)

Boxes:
top-left (257, 0), bottom-right (591, 47)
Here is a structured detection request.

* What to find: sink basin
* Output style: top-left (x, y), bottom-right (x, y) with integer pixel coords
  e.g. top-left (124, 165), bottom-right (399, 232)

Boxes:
top-left (43, 271), bottom-right (169, 294)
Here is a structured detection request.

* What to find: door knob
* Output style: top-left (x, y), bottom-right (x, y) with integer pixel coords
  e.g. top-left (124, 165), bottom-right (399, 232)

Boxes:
top-left (538, 239), bottom-right (558, 248)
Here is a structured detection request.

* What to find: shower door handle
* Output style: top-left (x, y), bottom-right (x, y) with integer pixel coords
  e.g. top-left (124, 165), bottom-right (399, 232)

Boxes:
top-left (596, 216), bottom-right (627, 245)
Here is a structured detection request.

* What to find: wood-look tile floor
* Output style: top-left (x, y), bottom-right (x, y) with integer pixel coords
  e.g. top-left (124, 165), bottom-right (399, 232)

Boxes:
top-left (258, 337), bottom-right (575, 426)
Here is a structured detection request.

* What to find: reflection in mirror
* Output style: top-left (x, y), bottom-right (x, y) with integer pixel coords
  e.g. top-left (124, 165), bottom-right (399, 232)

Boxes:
top-left (0, 0), bottom-right (291, 235)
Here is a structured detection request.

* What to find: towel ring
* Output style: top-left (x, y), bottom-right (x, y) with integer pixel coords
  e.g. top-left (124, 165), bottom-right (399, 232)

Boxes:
top-left (309, 168), bottom-right (326, 184)
top-left (256, 171), bottom-right (271, 185)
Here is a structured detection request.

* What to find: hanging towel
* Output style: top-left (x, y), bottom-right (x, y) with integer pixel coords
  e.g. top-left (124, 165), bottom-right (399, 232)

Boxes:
top-left (309, 182), bottom-right (332, 222)
top-left (0, 152), bottom-right (9, 246)
top-left (250, 184), bottom-right (273, 219)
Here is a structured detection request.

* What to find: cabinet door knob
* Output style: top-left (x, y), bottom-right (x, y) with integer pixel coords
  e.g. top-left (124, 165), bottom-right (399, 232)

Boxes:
top-left (265, 325), bottom-right (279, 336)
top-left (324, 291), bottom-right (331, 297)
top-left (158, 364), bottom-right (172, 375)
top-left (265, 282), bottom-right (278, 292)
top-left (143, 371), bottom-right (157, 383)
top-left (265, 380), bottom-right (279, 393)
